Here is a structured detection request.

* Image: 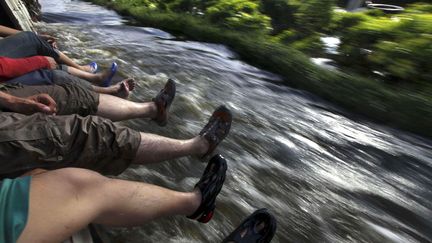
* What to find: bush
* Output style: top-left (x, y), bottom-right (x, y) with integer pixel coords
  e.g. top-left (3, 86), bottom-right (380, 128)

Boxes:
top-left (260, 0), bottom-right (300, 34)
top-left (336, 6), bottom-right (432, 84)
top-left (295, 0), bottom-right (335, 34)
top-left (206, 0), bottom-right (270, 31)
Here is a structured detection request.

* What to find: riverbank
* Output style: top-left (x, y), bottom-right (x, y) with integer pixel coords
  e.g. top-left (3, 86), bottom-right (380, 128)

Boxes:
top-left (85, 0), bottom-right (432, 138)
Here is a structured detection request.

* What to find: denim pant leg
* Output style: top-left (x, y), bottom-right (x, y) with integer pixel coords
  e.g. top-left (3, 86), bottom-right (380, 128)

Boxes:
top-left (5, 69), bottom-right (55, 86)
top-left (0, 31), bottom-right (60, 60)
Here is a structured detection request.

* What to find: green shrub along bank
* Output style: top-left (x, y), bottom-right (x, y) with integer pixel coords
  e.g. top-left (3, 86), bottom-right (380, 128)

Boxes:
top-left (331, 4), bottom-right (432, 86)
top-left (85, 0), bottom-right (432, 138)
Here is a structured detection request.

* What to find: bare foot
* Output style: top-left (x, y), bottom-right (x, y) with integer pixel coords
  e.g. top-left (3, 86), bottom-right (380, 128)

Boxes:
top-left (80, 65), bottom-right (93, 73)
top-left (113, 78), bottom-right (135, 98)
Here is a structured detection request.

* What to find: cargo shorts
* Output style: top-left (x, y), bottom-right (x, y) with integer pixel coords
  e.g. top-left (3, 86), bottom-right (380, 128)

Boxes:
top-left (0, 84), bottom-right (141, 179)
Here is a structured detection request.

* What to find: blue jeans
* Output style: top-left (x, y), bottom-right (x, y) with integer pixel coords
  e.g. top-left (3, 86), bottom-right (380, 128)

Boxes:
top-left (0, 31), bottom-right (60, 60)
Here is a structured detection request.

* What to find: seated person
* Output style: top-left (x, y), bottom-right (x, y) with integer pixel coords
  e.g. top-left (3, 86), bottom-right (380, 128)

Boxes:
top-left (0, 24), bottom-right (96, 73)
top-left (0, 25), bottom-right (118, 87)
top-left (0, 79), bottom-right (232, 180)
top-left (0, 55), bottom-right (133, 98)
top-left (1, 155), bottom-right (227, 243)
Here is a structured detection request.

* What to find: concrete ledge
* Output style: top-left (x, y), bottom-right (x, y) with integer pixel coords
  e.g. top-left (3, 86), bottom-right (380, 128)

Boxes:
top-left (0, 0), bottom-right (34, 31)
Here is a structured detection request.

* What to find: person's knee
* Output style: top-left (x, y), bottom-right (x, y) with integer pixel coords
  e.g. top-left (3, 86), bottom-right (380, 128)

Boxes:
top-left (53, 168), bottom-right (108, 192)
top-left (19, 31), bottom-right (39, 41)
top-left (20, 31), bottom-right (37, 37)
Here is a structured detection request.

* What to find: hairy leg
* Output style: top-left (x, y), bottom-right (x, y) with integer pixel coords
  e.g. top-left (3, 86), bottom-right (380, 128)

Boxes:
top-left (17, 168), bottom-right (200, 243)
top-left (133, 134), bottom-right (209, 165)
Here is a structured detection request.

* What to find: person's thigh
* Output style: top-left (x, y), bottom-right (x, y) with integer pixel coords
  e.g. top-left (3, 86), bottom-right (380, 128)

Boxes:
top-left (51, 69), bottom-right (93, 90)
top-left (4, 82), bottom-right (99, 115)
top-left (0, 112), bottom-right (140, 179)
top-left (6, 69), bottom-right (93, 91)
top-left (17, 168), bottom-right (104, 243)
top-left (0, 31), bottom-right (60, 60)
top-left (5, 69), bottom-right (55, 86)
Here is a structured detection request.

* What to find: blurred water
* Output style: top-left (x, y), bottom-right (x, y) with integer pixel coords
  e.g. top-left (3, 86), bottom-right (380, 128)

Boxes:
top-left (39, 1), bottom-right (432, 242)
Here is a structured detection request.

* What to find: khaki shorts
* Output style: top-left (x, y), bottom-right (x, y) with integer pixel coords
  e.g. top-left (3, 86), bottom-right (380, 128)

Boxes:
top-left (0, 83), bottom-right (141, 179)
top-left (0, 112), bottom-right (141, 179)
top-left (0, 82), bottom-right (97, 116)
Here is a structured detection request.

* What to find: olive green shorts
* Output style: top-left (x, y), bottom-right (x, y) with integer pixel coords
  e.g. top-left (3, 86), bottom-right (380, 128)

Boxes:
top-left (0, 82), bottom-right (97, 116)
top-left (0, 84), bottom-right (141, 179)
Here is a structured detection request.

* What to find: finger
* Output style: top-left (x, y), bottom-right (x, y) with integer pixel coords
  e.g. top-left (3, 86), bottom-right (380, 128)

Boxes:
top-left (36, 94), bottom-right (57, 113)
top-left (32, 102), bottom-right (54, 115)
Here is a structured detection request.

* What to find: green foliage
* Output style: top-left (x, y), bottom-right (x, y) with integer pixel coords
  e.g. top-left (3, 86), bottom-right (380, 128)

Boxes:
top-left (206, 0), bottom-right (270, 31)
top-left (335, 5), bottom-right (432, 84)
top-left (370, 37), bottom-right (432, 83)
top-left (292, 35), bottom-right (325, 55)
top-left (295, 0), bottom-right (335, 34)
top-left (85, 0), bottom-right (432, 138)
top-left (260, 0), bottom-right (299, 34)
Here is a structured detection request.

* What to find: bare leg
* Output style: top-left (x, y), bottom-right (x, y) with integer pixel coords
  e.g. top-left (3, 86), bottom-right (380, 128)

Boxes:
top-left (17, 168), bottom-right (201, 243)
top-left (133, 134), bottom-right (209, 165)
top-left (67, 66), bottom-right (112, 85)
top-left (96, 93), bottom-right (158, 121)
top-left (57, 52), bottom-right (93, 72)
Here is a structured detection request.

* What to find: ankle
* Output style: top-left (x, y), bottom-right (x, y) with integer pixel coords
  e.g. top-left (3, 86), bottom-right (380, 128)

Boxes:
top-left (193, 136), bottom-right (209, 156)
top-left (149, 102), bottom-right (158, 119)
top-left (186, 189), bottom-right (202, 216)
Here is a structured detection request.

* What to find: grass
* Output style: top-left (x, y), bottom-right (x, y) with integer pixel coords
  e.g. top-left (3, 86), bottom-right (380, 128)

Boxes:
top-left (86, 0), bottom-right (432, 138)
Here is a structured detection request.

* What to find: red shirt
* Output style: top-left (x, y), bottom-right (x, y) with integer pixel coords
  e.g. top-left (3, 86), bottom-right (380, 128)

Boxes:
top-left (0, 56), bottom-right (51, 82)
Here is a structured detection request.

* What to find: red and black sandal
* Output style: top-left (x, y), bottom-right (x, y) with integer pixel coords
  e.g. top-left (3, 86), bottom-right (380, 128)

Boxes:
top-left (222, 208), bottom-right (277, 243)
top-left (152, 78), bottom-right (176, 126)
top-left (187, 154), bottom-right (228, 223)
top-left (200, 106), bottom-right (232, 158)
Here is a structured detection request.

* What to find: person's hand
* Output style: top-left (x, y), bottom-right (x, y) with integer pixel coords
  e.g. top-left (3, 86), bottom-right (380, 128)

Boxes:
top-left (10, 94), bottom-right (57, 115)
top-left (39, 34), bottom-right (58, 49)
top-left (44, 56), bottom-right (58, 69)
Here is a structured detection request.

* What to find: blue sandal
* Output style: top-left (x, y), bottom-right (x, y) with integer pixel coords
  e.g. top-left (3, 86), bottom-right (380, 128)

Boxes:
top-left (89, 61), bottom-right (98, 74)
top-left (222, 208), bottom-right (277, 243)
top-left (102, 62), bottom-right (118, 87)
top-left (187, 154), bottom-right (227, 223)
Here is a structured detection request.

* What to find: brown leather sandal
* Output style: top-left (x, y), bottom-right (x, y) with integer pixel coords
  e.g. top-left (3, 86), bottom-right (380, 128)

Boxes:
top-left (152, 79), bottom-right (176, 126)
top-left (200, 105), bottom-right (232, 158)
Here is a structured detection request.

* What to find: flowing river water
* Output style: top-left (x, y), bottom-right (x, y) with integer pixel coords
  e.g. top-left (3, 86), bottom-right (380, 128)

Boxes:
top-left (38, 1), bottom-right (432, 242)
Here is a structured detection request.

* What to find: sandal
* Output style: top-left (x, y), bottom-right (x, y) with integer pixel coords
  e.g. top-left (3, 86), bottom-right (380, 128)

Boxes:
top-left (222, 208), bottom-right (277, 243)
top-left (152, 79), bottom-right (176, 126)
top-left (200, 106), bottom-right (232, 158)
top-left (102, 62), bottom-right (118, 87)
top-left (187, 154), bottom-right (227, 223)
top-left (88, 61), bottom-right (98, 74)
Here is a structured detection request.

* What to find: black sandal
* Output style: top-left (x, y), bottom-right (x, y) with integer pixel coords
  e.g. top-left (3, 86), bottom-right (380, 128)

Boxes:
top-left (200, 106), bottom-right (232, 158)
top-left (187, 154), bottom-right (227, 223)
top-left (152, 79), bottom-right (176, 126)
top-left (222, 208), bottom-right (277, 243)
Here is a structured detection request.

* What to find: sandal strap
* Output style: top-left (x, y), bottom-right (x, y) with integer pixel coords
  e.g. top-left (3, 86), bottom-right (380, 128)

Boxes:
top-left (188, 154), bottom-right (227, 221)
top-left (200, 106), bottom-right (232, 158)
top-left (152, 79), bottom-right (176, 126)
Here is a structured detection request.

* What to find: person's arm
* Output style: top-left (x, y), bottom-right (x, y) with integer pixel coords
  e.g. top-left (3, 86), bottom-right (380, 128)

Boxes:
top-left (0, 91), bottom-right (57, 115)
top-left (0, 25), bottom-right (21, 37)
top-left (0, 56), bottom-right (57, 80)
